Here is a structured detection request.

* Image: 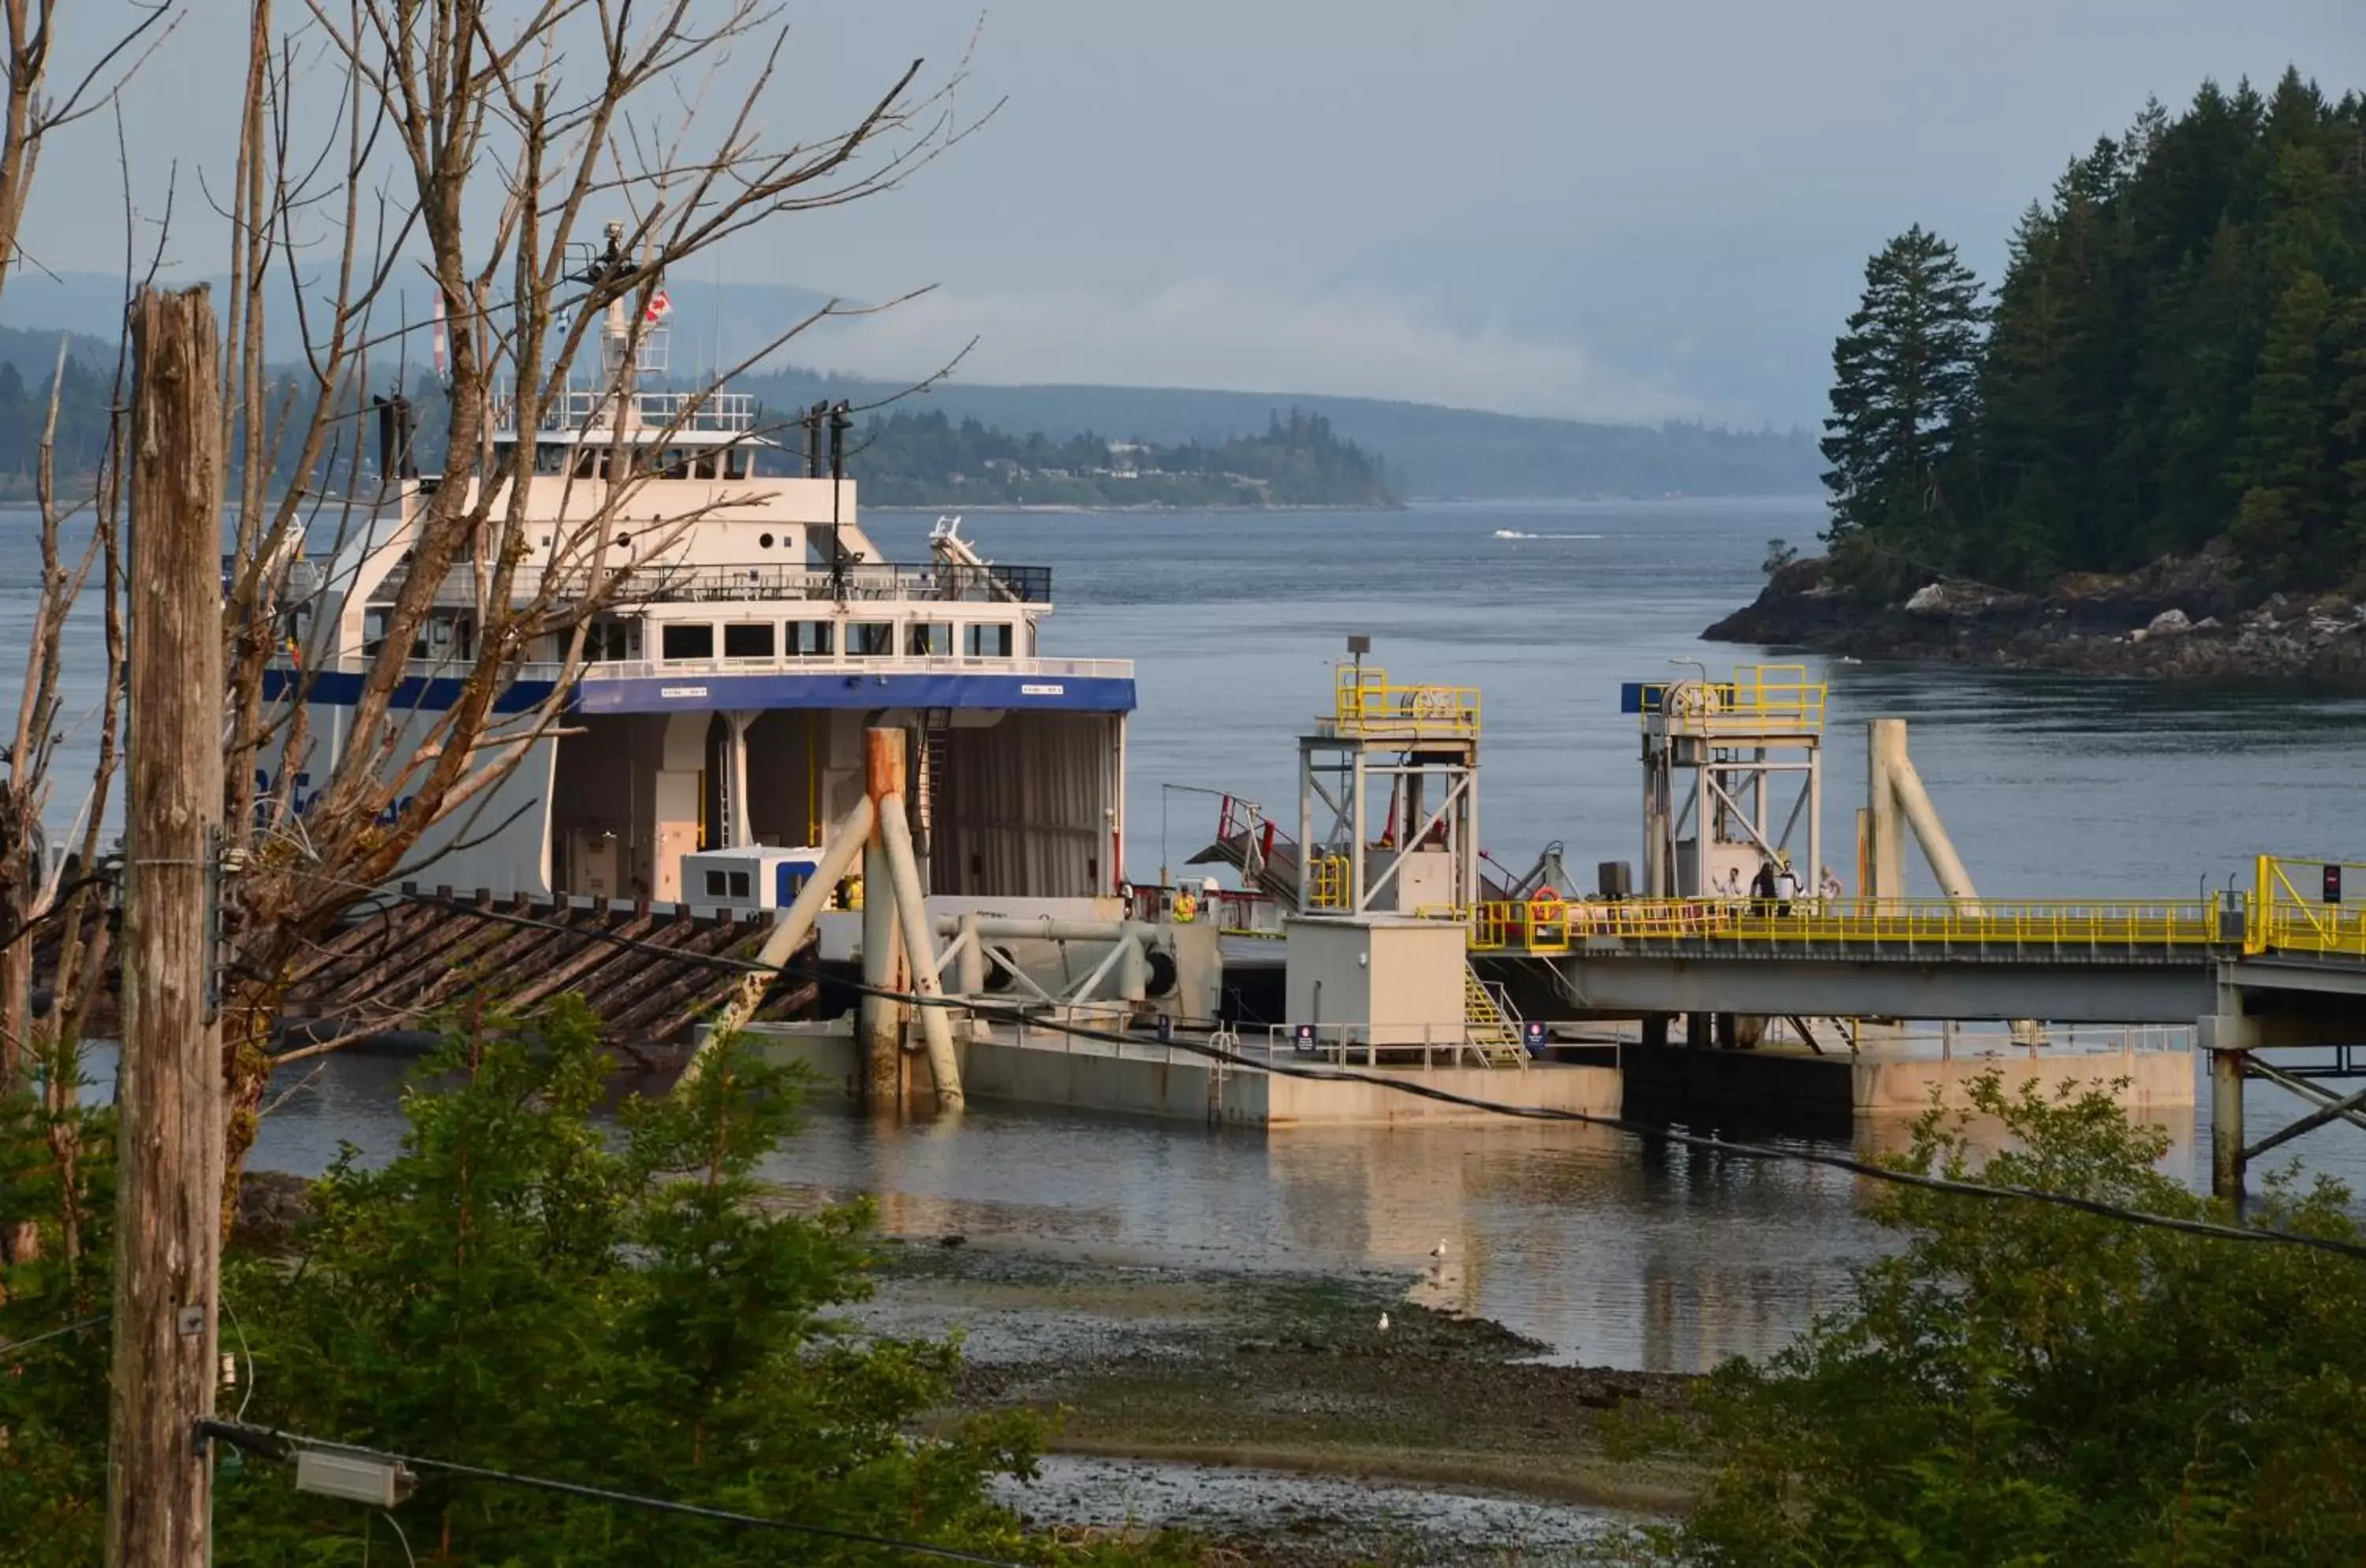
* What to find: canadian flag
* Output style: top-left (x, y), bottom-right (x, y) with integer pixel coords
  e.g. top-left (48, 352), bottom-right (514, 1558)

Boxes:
top-left (644, 288), bottom-right (672, 323)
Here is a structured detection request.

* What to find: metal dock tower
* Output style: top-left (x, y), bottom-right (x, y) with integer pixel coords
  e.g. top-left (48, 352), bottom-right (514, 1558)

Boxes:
top-left (1636, 665), bottom-right (1822, 901)
top-left (1295, 658), bottom-right (1483, 918)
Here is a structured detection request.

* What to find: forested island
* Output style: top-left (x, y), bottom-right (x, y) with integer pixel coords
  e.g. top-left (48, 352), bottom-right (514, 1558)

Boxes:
top-left (842, 405), bottom-right (1398, 510)
top-left (1713, 70), bottom-right (2366, 681)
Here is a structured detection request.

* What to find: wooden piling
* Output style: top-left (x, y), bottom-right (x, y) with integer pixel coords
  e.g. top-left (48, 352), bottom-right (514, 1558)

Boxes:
top-left (860, 729), bottom-right (907, 1106)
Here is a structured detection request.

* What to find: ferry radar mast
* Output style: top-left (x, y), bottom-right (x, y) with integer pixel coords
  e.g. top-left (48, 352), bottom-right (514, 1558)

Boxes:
top-left (568, 218), bottom-right (666, 433)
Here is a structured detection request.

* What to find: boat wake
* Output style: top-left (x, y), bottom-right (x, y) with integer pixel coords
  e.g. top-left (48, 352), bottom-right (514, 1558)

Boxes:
top-left (1492, 529), bottom-right (1605, 540)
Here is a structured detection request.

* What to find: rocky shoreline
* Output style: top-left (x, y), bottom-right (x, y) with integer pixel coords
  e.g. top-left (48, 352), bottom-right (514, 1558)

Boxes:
top-left (1706, 541), bottom-right (2366, 685)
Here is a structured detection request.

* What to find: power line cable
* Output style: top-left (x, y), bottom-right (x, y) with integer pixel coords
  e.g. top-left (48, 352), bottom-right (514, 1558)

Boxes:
top-left (349, 883), bottom-right (2366, 1264)
top-left (199, 1418), bottom-right (1029, 1567)
top-left (0, 1311), bottom-right (110, 1357)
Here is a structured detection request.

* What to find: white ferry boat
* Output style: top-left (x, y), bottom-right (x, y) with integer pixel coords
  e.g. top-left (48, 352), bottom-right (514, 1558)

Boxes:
top-left (271, 269), bottom-right (1134, 914)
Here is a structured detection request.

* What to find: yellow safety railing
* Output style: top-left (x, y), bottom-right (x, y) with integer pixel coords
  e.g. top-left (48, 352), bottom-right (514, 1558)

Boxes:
top-left (1330, 665), bottom-right (1481, 738)
top-left (2251, 854), bottom-right (2366, 957)
top-left (1307, 853), bottom-right (1349, 910)
top-left (1462, 895), bottom-right (2230, 953)
top-left (1641, 663), bottom-right (1826, 735)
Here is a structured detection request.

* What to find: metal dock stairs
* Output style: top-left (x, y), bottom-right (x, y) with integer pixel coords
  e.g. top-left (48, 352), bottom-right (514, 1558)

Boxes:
top-left (1464, 964), bottom-right (1528, 1068)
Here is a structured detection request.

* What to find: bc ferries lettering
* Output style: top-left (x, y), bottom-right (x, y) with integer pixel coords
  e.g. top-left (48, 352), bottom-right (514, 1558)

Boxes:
top-left (1019, 683), bottom-right (1065, 696)
top-left (254, 769), bottom-right (415, 827)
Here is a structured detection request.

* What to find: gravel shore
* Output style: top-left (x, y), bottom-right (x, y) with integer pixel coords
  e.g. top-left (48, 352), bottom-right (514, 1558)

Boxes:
top-left (858, 1238), bottom-right (1695, 1563)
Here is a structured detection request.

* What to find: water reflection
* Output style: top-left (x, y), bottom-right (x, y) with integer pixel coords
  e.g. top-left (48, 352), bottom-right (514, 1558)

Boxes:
top-left (48, 1036), bottom-right (2326, 1377)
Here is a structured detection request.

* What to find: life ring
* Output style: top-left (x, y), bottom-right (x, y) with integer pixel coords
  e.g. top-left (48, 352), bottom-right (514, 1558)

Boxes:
top-left (1528, 886), bottom-right (1566, 928)
top-left (1173, 891), bottom-right (1199, 924)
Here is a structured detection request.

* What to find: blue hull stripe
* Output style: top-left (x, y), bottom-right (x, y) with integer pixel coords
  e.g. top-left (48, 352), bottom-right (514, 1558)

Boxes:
top-left (577, 672), bottom-right (1136, 714)
top-left (269, 667), bottom-right (1135, 715)
top-left (265, 668), bottom-right (558, 714)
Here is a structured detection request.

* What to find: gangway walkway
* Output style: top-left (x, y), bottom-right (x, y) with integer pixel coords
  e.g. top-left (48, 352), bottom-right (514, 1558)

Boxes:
top-left (1191, 794), bottom-right (1312, 906)
top-left (1439, 858), bottom-right (2366, 1032)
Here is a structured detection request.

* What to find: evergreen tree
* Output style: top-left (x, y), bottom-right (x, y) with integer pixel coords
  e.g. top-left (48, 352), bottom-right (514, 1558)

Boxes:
top-left (1837, 74), bottom-right (2366, 591)
top-left (1819, 226), bottom-right (1986, 557)
top-left (2230, 270), bottom-right (2341, 585)
top-left (2329, 290), bottom-right (2366, 565)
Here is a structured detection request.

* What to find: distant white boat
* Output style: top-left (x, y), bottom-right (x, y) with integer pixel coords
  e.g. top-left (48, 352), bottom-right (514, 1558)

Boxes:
top-left (1493, 528), bottom-right (1603, 541)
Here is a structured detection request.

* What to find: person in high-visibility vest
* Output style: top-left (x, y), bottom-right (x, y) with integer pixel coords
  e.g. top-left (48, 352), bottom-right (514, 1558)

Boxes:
top-left (1173, 890), bottom-right (1199, 924)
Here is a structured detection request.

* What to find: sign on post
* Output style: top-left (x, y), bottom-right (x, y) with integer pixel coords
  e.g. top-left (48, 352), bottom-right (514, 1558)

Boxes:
top-left (1292, 1023), bottom-right (1317, 1055)
top-left (1524, 1020), bottom-right (1549, 1055)
top-left (2327, 864), bottom-right (2344, 905)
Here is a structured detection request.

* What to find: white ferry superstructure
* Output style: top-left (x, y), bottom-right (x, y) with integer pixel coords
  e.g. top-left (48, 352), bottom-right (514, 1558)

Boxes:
top-left (273, 287), bottom-right (1133, 913)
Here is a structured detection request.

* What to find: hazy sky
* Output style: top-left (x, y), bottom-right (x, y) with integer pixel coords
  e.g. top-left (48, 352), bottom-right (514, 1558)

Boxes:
top-left (30, 0), bottom-right (2366, 426)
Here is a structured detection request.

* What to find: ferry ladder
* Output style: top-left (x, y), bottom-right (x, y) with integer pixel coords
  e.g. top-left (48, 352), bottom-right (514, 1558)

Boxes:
top-left (1205, 1026), bottom-right (1240, 1123)
top-left (1462, 964), bottom-right (1527, 1069)
top-left (919, 709), bottom-right (952, 848)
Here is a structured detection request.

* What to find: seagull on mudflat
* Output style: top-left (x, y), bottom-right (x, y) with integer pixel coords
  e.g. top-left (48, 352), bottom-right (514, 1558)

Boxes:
top-left (1429, 1238), bottom-right (1450, 1260)
top-left (1376, 1312), bottom-right (1390, 1334)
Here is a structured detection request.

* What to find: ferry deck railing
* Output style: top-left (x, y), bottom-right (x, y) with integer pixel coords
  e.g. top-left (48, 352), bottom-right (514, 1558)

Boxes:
top-left (297, 651), bottom-right (1134, 685)
top-left (497, 388), bottom-right (759, 435)
top-left (375, 559), bottom-right (1054, 609)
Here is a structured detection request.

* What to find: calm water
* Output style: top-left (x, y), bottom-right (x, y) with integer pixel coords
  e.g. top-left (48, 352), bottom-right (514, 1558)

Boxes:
top-left (22, 497), bottom-right (2366, 1372)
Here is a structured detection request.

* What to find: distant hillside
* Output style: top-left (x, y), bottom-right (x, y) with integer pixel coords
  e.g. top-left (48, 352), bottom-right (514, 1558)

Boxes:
top-left (745, 368), bottom-right (1818, 500)
top-left (854, 407), bottom-right (1394, 510)
top-left (0, 270), bottom-right (1822, 500)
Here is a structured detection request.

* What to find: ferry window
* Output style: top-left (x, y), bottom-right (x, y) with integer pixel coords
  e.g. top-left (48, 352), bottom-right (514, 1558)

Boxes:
top-left (661, 623), bottom-right (715, 660)
top-left (730, 870), bottom-right (750, 898)
top-left (964, 622), bottom-right (1014, 658)
top-left (361, 607), bottom-right (388, 658)
top-left (758, 532), bottom-right (774, 550)
top-left (584, 618), bottom-right (637, 662)
top-left (534, 443), bottom-right (567, 475)
top-left (789, 621), bottom-right (834, 657)
top-left (703, 869), bottom-right (727, 897)
top-left (730, 449), bottom-right (756, 479)
top-left (847, 621), bottom-right (893, 658)
top-left (425, 612), bottom-right (473, 659)
top-left (722, 622), bottom-right (775, 659)
top-left (907, 622), bottom-right (952, 657)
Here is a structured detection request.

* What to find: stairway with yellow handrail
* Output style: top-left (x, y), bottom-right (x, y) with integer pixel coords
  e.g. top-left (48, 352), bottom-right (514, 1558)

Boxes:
top-left (1462, 965), bottom-right (1528, 1068)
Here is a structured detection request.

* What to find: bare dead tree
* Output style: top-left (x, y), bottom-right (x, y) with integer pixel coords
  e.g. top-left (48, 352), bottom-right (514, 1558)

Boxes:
top-left (199, 0), bottom-right (995, 1186)
top-left (0, 2), bottom-right (171, 1277)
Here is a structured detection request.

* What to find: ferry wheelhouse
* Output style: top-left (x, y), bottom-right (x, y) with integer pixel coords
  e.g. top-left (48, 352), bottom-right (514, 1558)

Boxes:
top-left (282, 289), bottom-right (1134, 913)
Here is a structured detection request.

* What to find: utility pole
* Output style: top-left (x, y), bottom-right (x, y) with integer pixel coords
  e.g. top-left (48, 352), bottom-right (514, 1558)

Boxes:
top-left (108, 285), bottom-right (226, 1568)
